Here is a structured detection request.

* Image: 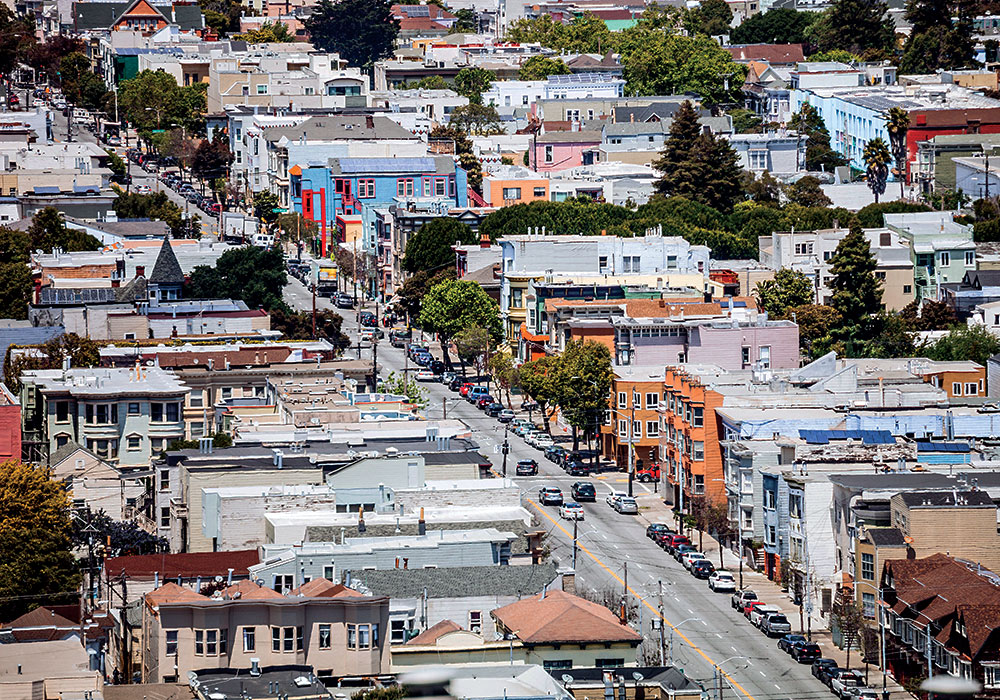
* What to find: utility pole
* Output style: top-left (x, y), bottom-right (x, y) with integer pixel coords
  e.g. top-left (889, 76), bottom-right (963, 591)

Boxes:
top-left (311, 281), bottom-right (317, 339)
top-left (880, 587), bottom-right (888, 700)
top-left (371, 336), bottom-right (379, 392)
top-left (572, 517), bottom-right (578, 570)
top-left (715, 667), bottom-right (722, 700)
top-left (657, 580), bottom-right (666, 666)
top-left (627, 403), bottom-right (635, 497)
top-left (926, 616), bottom-right (934, 686)
top-left (501, 424), bottom-right (510, 477)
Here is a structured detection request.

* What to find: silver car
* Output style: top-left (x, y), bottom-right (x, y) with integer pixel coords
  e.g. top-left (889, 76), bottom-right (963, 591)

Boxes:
top-left (613, 495), bottom-right (638, 514)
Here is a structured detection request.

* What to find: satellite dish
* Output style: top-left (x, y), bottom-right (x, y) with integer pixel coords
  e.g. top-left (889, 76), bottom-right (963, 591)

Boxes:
top-left (214, 576), bottom-right (223, 583)
top-left (561, 675), bottom-right (573, 685)
top-left (632, 672), bottom-right (644, 682)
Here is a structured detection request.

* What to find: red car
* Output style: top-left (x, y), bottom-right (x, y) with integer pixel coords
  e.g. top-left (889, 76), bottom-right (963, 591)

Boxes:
top-left (744, 600), bottom-right (767, 618)
top-left (476, 396), bottom-right (494, 409)
top-left (459, 383), bottom-right (474, 397)
top-left (662, 534), bottom-right (690, 553)
top-left (636, 463), bottom-right (661, 482)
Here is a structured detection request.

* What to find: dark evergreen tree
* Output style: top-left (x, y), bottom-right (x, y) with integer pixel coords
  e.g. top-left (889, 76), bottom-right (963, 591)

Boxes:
top-left (900, 0), bottom-right (976, 72)
top-left (829, 218), bottom-right (883, 331)
top-left (402, 218), bottom-right (477, 273)
top-left (304, 0), bottom-right (399, 69)
top-left (789, 103), bottom-right (847, 172)
top-left (812, 0), bottom-right (896, 56)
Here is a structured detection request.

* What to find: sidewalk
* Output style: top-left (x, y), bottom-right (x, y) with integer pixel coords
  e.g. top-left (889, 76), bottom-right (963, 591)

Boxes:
top-left (632, 498), bottom-right (912, 699)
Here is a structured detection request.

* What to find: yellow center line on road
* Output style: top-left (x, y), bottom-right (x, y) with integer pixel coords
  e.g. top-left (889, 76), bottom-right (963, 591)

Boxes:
top-left (527, 496), bottom-right (758, 700)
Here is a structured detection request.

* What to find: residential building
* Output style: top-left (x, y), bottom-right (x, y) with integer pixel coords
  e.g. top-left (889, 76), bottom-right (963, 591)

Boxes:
top-left (481, 165), bottom-right (549, 206)
top-left (72, 0), bottom-right (205, 35)
top-left (884, 211), bottom-right (976, 301)
top-left (354, 564), bottom-right (558, 644)
top-left (0, 639), bottom-right (102, 699)
top-left (729, 132), bottom-right (805, 175)
top-left (0, 383), bottom-right (20, 462)
top-left (483, 73), bottom-right (625, 110)
top-left (49, 443), bottom-right (146, 518)
top-left (955, 155), bottom-right (1000, 202)
top-left (601, 366), bottom-right (663, 472)
top-left (759, 225), bottom-right (916, 310)
top-left (140, 579), bottom-right (389, 683)
top-left (368, 88), bottom-right (469, 126)
top-left (530, 126), bottom-right (602, 172)
top-left (601, 114), bottom-right (732, 152)
top-left (914, 133), bottom-right (1000, 194)
top-left (20, 367), bottom-right (189, 468)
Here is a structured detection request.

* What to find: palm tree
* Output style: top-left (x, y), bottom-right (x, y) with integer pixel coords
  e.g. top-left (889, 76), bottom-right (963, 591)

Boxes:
top-left (863, 138), bottom-right (892, 204)
top-left (885, 107), bottom-right (910, 199)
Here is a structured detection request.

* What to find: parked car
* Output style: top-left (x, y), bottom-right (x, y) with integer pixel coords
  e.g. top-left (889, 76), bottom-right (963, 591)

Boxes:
top-left (358, 312), bottom-right (377, 327)
top-left (429, 360), bottom-right (446, 375)
top-left (708, 571), bottom-right (737, 593)
top-left (749, 604), bottom-right (779, 628)
top-left (606, 491), bottom-right (626, 508)
top-left (646, 523), bottom-right (673, 540)
top-left (335, 293), bottom-right (355, 309)
top-left (811, 659), bottom-right (839, 685)
top-left (538, 486), bottom-right (563, 505)
top-left (448, 377), bottom-right (465, 392)
top-left (476, 396), bottom-right (495, 409)
top-left (415, 370), bottom-right (436, 382)
top-left (559, 502), bottom-right (585, 520)
top-left (515, 460), bottom-right (538, 476)
top-left (681, 551), bottom-right (707, 570)
top-left (571, 482), bottom-right (596, 502)
top-left (544, 445), bottom-right (567, 463)
top-left (498, 409), bottom-right (515, 423)
top-left (762, 613), bottom-right (792, 637)
top-left (743, 600), bottom-right (767, 618)
top-left (691, 559), bottom-right (715, 579)
top-left (848, 688), bottom-right (879, 700)
top-left (485, 403), bottom-right (504, 417)
top-left (732, 589), bottom-right (758, 610)
top-left (459, 383), bottom-right (474, 396)
top-left (831, 670), bottom-right (865, 699)
top-left (663, 534), bottom-right (691, 554)
top-left (791, 642), bottom-right (822, 664)
top-left (135, 184), bottom-right (151, 194)
top-left (614, 496), bottom-right (638, 514)
top-left (534, 434), bottom-right (554, 449)
top-left (777, 634), bottom-right (807, 654)
top-left (565, 459), bottom-right (590, 476)
top-left (673, 543), bottom-right (697, 562)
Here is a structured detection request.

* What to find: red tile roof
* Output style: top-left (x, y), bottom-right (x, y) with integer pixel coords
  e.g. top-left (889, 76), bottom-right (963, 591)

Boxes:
top-left (104, 550), bottom-right (259, 580)
top-left (290, 578), bottom-right (365, 598)
top-left (725, 44), bottom-right (805, 64)
top-left (221, 579), bottom-right (284, 601)
top-left (146, 582), bottom-right (206, 606)
top-left (492, 589), bottom-right (642, 644)
top-left (407, 619), bottom-right (461, 645)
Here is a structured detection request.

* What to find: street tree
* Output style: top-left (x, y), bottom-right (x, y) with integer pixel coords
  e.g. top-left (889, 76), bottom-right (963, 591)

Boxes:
top-left (832, 591), bottom-right (866, 671)
top-left (453, 67), bottom-right (495, 104)
top-left (755, 269), bottom-right (815, 316)
top-left (518, 55), bottom-right (571, 80)
top-left (789, 103), bottom-right (847, 172)
top-left (863, 137), bottom-right (891, 204)
top-left (417, 279), bottom-right (503, 367)
top-left (118, 70), bottom-right (204, 139)
top-left (379, 371), bottom-right (425, 405)
top-left (3, 333), bottom-right (100, 394)
top-left (453, 8), bottom-right (477, 32)
top-left (27, 35), bottom-right (81, 84)
top-left (453, 326), bottom-right (492, 379)
top-left (784, 303), bottom-right (842, 358)
top-left (191, 131), bottom-right (233, 181)
top-left (556, 339), bottom-right (613, 451)
top-left (253, 191), bottom-right (282, 228)
top-left (402, 218), bottom-right (477, 274)
top-left (186, 245), bottom-right (288, 312)
top-left (59, 53), bottom-right (112, 112)
top-left (0, 459), bottom-right (80, 621)
top-left (744, 171), bottom-right (782, 206)
top-left (113, 191), bottom-right (195, 239)
top-left (395, 268), bottom-right (454, 323)
top-left (786, 175), bottom-right (833, 207)
top-left (518, 355), bottom-right (562, 432)
top-left (684, 0), bottom-right (733, 36)
top-left (730, 7), bottom-right (815, 44)
top-left (829, 219), bottom-right (882, 332)
top-left (410, 75), bottom-right (448, 90)
top-left (489, 353), bottom-right (520, 408)
top-left (885, 106), bottom-right (910, 199)
top-left (0, 225), bottom-right (32, 319)
top-left (304, 0), bottom-right (399, 70)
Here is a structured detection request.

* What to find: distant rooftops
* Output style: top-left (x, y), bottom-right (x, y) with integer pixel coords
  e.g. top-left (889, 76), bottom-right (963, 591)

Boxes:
top-left (22, 366), bottom-right (188, 397)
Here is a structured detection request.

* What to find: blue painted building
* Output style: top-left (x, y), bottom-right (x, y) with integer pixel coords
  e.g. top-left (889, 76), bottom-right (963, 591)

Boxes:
top-left (291, 156), bottom-right (468, 256)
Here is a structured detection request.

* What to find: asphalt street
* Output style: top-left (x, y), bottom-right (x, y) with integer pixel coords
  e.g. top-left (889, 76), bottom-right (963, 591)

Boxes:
top-left (282, 272), bottom-right (834, 700)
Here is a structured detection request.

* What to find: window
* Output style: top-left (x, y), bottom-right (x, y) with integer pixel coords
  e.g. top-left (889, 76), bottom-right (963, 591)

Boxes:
top-left (221, 387), bottom-right (232, 401)
top-left (324, 565), bottom-right (334, 580)
top-left (390, 618), bottom-right (413, 643)
top-left (692, 406), bottom-right (703, 427)
top-left (759, 346), bottom-right (771, 369)
top-left (692, 441), bottom-right (704, 461)
top-left (469, 610), bottom-right (482, 633)
top-left (319, 624), bottom-right (331, 649)
top-left (273, 574), bottom-right (294, 593)
top-left (966, 382), bottom-right (979, 396)
top-left (126, 435), bottom-right (141, 452)
top-left (533, 187), bottom-right (546, 197)
top-left (127, 402), bottom-right (140, 415)
top-left (618, 419), bottom-right (628, 438)
top-left (617, 392), bottom-right (627, 409)
top-left (160, 507), bottom-right (170, 527)
top-left (966, 251), bottom-right (975, 266)
top-left (87, 439), bottom-right (118, 460)
top-left (596, 658), bottom-right (626, 668)
top-left (195, 630), bottom-right (204, 655)
top-left (742, 347), bottom-right (750, 366)
top-left (903, 285), bottom-right (912, 294)
top-left (875, 271), bottom-right (886, 280)
top-left (599, 256), bottom-right (609, 273)
top-left (502, 187), bottom-right (521, 201)
top-left (347, 623), bottom-right (378, 649)
top-left (544, 145), bottom-right (553, 163)
top-left (645, 393), bottom-right (659, 409)
top-left (166, 630), bottom-right (177, 655)
top-left (622, 255), bottom-right (641, 273)
top-left (435, 178), bottom-right (446, 196)
top-left (190, 422), bottom-right (204, 438)
top-left (862, 592), bottom-right (876, 619)
top-left (297, 626), bottom-right (304, 651)
top-left (940, 251), bottom-right (951, 266)
top-left (85, 403), bottom-right (118, 425)
top-left (272, 627), bottom-right (281, 652)
top-left (358, 179), bottom-right (375, 198)
top-left (861, 552), bottom-right (874, 580)
top-left (543, 660), bottom-right (573, 671)
top-left (646, 420), bottom-right (659, 438)
top-left (243, 627), bottom-right (255, 652)
top-left (749, 150), bottom-right (768, 171)
top-left (397, 179), bottom-right (414, 197)
top-left (283, 626), bottom-right (294, 652)
top-left (159, 469), bottom-right (169, 491)
top-left (206, 629), bottom-right (218, 655)
top-left (794, 242), bottom-right (813, 255)
top-left (256, 84), bottom-right (268, 95)
top-left (953, 382), bottom-right (962, 396)
top-left (189, 392), bottom-right (203, 408)
top-left (55, 401), bottom-right (69, 422)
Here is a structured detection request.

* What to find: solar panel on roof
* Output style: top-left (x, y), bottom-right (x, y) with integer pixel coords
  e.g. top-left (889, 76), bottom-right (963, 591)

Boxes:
top-left (338, 157), bottom-right (436, 173)
top-left (916, 441), bottom-right (970, 453)
top-left (402, 5), bottom-right (430, 15)
top-left (33, 186), bottom-right (60, 195)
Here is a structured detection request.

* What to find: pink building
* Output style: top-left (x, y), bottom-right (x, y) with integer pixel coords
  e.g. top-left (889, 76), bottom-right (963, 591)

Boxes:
top-left (0, 384), bottom-right (20, 463)
top-left (531, 128), bottom-right (602, 173)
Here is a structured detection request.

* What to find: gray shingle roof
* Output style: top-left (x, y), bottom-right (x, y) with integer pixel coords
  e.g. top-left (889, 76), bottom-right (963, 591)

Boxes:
top-left (268, 116), bottom-right (419, 144)
top-left (149, 238), bottom-right (184, 286)
top-left (73, 0), bottom-right (203, 32)
top-left (867, 528), bottom-right (907, 546)
top-left (355, 564), bottom-right (558, 598)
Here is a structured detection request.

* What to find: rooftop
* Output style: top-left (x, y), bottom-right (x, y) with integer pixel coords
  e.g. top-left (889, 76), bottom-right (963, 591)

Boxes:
top-left (492, 589), bottom-right (642, 645)
top-left (104, 549), bottom-right (260, 579)
top-left (355, 564), bottom-right (558, 599)
top-left (896, 489), bottom-right (995, 508)
top-left (23, 366), bottom-right (188, 397)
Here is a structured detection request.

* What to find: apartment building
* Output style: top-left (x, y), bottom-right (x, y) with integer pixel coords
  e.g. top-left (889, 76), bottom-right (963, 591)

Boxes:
top-left (141, 580), bottom-right (389, 683)
top-left (759, 225), bottom-right (916, 311)
top-left (20, 367), bottom-right (189, 467)
top-left (601, 366), bottom-right (662, 473)
top-left (0, 384), bottom-right (20, 462)
top-left (884, 212), bottom-right (975, 302)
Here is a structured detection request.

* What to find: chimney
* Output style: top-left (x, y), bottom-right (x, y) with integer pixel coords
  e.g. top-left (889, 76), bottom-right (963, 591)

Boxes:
top-left (135, 265), bottom-right (145, 278)
top-left (418, 507), bottom-right (426, 535)
top-left (366, 115), bottom-right (374, 130)
top-left (561, 571), bottom-right (576, 595)
top-left (480, 232), bottom-right (491, 249)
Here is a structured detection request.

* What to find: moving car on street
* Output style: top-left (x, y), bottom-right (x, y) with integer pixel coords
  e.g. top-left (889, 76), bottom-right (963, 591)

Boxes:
top-left (538, 486), bottom-right (564, 505)
top-left (515, 460), bottom-right (538, 476)
top-left (559, 502), bottom-right (585, 520)
top-left (708, 571), bottom-right (737, 593)
top-left (571, 482), bottom-right (596, 502)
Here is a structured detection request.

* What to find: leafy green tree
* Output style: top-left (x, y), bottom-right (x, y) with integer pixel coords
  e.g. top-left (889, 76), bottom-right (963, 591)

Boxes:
top-left (730, 7), bottom-right (815, 44)
top-left (234, 20), bottom-right (295, 42)
top-left (504, 14), bottom-right (569, 49)
top-left (518, 355), bottom-right (561, 432)
top-left (411, 75), bottom-right (448, 90)
top-left (105, 149), bottom-right (127, 178)
top-left (744, 171), bottom-right (781, 206)
top-left (684, 0), bottom-right (733, 36)
top-left (863, 137), bottom-right (891, 204)
top-left (417, 279), bottom-right (503, 365)
top-left (618, 32), bottom-right (746, 103)
top-left (453, 325), bottom-right (492, 378)
top-left (118, 70), bottom-right (203, 138)
top-left (0, 460), bottom-right (81, 621)
top-left (899, 299), bottom-right (957, 331)
top-left (562, 12), bottom-right (615, 53)
top-left (885, 107), bottom-right (910, 199)
top-left (378, 371), bottom-right (425, 405)
top-left (191, 131), bottom-right (233, 181)
top-left (185, 246), bottom-right (288, 312)
top-left (449, 103), bottom-right (503, 135)
top-left (810, 0), bottom-right (896, 56)
top-left (27, 35), bottom-right (82, 84)
top-left (453, 8), bottom-right (477, 32)
top-left (489, 353), bottom-right (520, 408)
top-left (402, 218), bottom-right (477, 274)
top-left (59, 52), bottom-right (111, 112)
top-left (453, 67), bottom-right (495, 104)
top-left (305, 0), bottom-right (399, 69)
top-left (926, 324), bottom-right (1000, 366)
top-left (253, 191), bottom-right (282, 227)
top-left (113, 191), bottom-right (195, 239)
top-left (28, 207), bottom-right (101, 253)
top-left (556, 339), bottom-right (613, 451)
top-left (789, 103), bottom-right (847, 173)
top-left (728, 108), bottom-right (764, 134)
top-left (786, 175), bottom-right (833, 207)
top-left (270, 308), bottom-right (350, 347)
top-left (653, 101), bottom-right (744, 211)
top-left (394, 268), bottom-right (454, 322)
top-left (755, 269), bottom-right (815, 316)
top-left (199, 0), bottom-right (242, 35)
top-left (854, 200), bottom-right (931, 227)
top-left (0, 226), bottom-right (31, 318)
top-left (829, 219), bottom-right (882, 332)
top-left (518, 55), bottom-right (571, 80)
top-left (784, 303), bottom-right (842, 358)
top-left (807, 49), bottom-right (862, 63)
top-left (4, 334), bottom-right (100, 394)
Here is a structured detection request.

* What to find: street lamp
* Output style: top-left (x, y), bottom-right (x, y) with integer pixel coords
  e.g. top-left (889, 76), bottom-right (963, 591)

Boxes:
top-left (712, 656), bottom-right (750, 700)
top-left (501, 423), bottom-right (510, 477)
top-left (666, 616), bottom-right (701, 665)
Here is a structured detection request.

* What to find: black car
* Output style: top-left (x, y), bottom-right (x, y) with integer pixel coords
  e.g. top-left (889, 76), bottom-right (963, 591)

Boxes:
top-left (485, 403), bottom-right (504, 417)
top-left (430, 360), bottom-right (447, 375)
top-left (515, 460), bottom-right (538, 476)
top-left (792, 642), bottom-right (822, 664)
top-left (691, 559), bottom-right (715, 579)
top-left (335, 293), bottom-right (355, 309)
top-left (544, 445), bottom-right (565, 463)
top-left (811, 659), bottom-right (840, 685)
top-left (566, 460), bottom-right (590, 476)
top-left (646, 523), bottom-right (673, 540)
top-left (777, 634), bottom-right (807, 654)
top-left (448, 377), bottom-right (464, 391)
top-left (571, 481), bottom-right (596, 502)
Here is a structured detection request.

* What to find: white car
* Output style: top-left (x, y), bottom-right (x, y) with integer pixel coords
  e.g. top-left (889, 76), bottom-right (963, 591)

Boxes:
top-left (524, 430), bottom-right (542, 446)
top-left (414, 370), bottom-right (436, 382)
top-left (559, 502), bottom-right (585, 520)
top-left (708, 571), bottom-right (737, 593)
top-left (606, 491), bottom-right (626, 508)
top-left (681, 551), bottom-right (707, 570)
top-left (135, 184), bottom-right (152, 195)
top-left (534, 434), bottom-right (554, 449)
top-left (613, 496), bottom-right (638, 514)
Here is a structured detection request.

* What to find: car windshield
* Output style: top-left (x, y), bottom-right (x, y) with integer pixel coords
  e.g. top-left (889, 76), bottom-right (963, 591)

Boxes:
top-left (769, 615), bottom-right (788, 624)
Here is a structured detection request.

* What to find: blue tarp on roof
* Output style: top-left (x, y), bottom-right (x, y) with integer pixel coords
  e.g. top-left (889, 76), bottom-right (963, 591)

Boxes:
top-left (916, 442), bottom-right (971, 453)
top-left (799, 429), bottom-right (895, 445)
top-left (33, 186), bottom-right (60, 195)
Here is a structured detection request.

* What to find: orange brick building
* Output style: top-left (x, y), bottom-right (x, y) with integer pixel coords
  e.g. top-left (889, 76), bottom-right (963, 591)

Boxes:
top-left (600, 368), bottom-right (662, 473)
top-left (660, 367), bottom-right (727, 508)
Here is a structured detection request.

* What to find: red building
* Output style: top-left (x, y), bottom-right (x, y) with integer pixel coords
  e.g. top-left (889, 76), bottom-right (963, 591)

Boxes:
top-left (0, 384), bottom-right (21, 463)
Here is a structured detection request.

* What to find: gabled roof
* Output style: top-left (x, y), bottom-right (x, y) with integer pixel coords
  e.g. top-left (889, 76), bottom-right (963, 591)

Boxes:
top-left (72, 0), bottom-right (203, 32)
top-left (3, 606), bottom-right (78, 630)
top-left (149, 237), bottom-right (184, 286)
top-left (492, 589), bottom-right (642, 644)
top-left (146, 582), bottom-right (206, 606)
top-left (725, 44), bottom-right (806, 65)
top-left (407, 619), bottom-right (461, 645)
top-left (290, 578), bottom-right (364, 598)
top-left (222, 579), bottom-right (284, 600)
